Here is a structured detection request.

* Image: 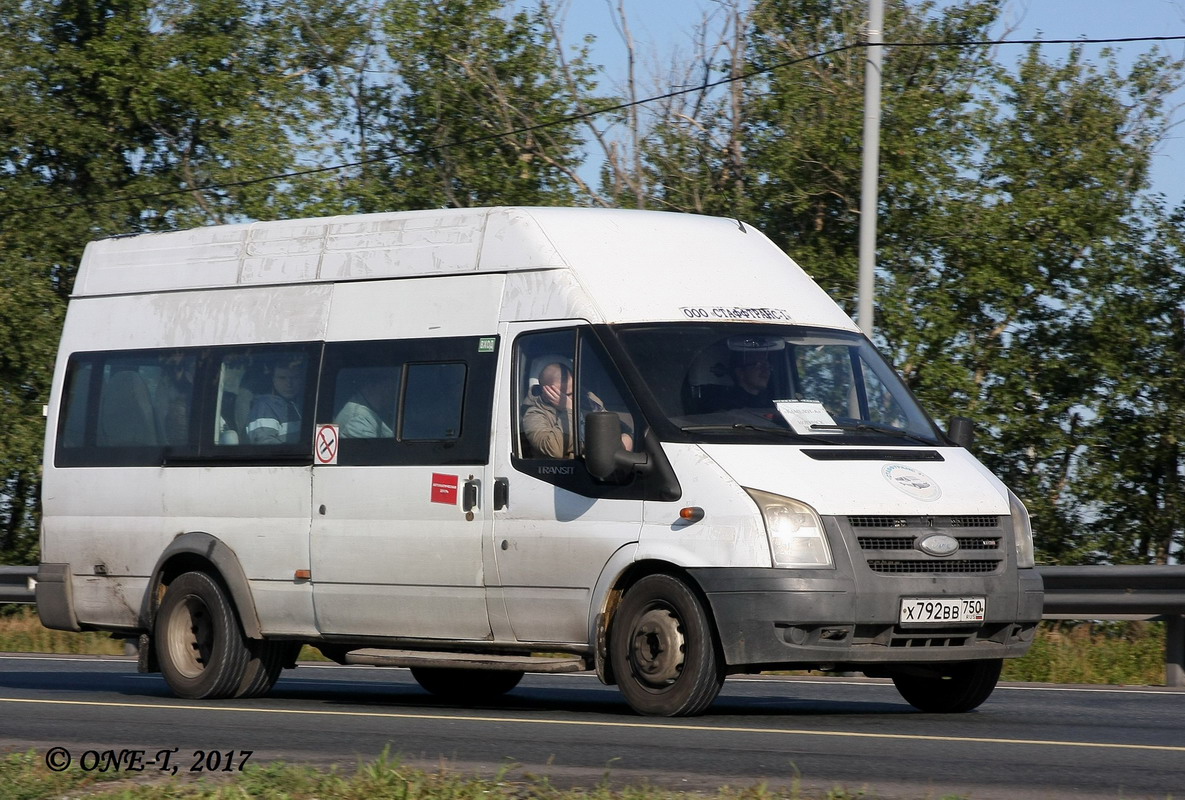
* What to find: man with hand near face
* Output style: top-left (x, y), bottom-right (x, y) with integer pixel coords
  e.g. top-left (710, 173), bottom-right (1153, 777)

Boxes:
top-left (522, 362), bottom-right (576, 458)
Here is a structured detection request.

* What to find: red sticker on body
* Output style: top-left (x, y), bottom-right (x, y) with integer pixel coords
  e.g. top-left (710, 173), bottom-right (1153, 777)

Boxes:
top-left (431, 473), bottom-right (459, 504)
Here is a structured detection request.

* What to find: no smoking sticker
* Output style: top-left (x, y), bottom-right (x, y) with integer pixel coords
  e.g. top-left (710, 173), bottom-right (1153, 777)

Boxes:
top-left (315, 424), bottom-right (339, 465)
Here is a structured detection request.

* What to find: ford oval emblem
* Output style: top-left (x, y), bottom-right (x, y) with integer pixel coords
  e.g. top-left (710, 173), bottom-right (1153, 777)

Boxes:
top-left (919, 534), bottom-right (960, 557)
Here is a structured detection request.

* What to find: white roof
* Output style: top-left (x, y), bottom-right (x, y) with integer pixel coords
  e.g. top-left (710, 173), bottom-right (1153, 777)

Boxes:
top-left (73, 206), bottom-right (857, 330)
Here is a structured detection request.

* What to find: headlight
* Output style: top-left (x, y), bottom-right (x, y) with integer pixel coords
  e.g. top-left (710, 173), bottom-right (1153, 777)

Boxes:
top-left (1009, 489), bottom-right (1036, 568)
top-left (745, 488), bottom-right (833, 568)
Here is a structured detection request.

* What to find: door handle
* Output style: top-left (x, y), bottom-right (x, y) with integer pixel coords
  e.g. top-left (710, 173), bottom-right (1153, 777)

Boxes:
top-left (493, 477), bottom-right (509, 510)
top-left (462, 478), bottom-right (479, 512)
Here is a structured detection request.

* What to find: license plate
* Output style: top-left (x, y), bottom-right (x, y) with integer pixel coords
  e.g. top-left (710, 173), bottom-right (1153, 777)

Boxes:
top-left (899, 596), bottom-right (985, 625)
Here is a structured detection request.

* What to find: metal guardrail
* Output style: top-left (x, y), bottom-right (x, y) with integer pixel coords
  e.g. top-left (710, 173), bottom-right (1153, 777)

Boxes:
top-left (1038, 565), bottom-right (1185, 687)
top-left (0, 566), bottom-right (37, 604)
top-left (1039, 565), bottom-right (1185, 615)
top-left (3, 563), bottom-right (1183, 685)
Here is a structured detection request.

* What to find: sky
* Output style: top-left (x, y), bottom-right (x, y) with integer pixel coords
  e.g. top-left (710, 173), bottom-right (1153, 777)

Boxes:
top-left (542, 0), bottom-right (1185, 208)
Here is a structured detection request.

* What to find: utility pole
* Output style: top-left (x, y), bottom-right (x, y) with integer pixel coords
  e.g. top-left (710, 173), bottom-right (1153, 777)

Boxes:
top-left (857, 0), bottom-right (884, 338)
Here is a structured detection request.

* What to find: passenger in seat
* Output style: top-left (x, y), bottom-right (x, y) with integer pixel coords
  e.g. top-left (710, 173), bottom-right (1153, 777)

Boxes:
top-left (335, 372), bottom-right (398, 438)
top-left (245, 356), bottom-right (306, 444)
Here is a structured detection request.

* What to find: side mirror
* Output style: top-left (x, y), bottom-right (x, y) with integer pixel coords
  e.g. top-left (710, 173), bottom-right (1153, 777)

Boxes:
top-left (584, 411), bottom-right (647, 482)
top-left (947, 416), bottom-right (975, 449)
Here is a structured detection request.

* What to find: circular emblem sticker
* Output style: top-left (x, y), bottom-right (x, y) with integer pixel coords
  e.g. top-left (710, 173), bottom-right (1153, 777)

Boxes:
top-left (882, 464), bottom-right (942, 502)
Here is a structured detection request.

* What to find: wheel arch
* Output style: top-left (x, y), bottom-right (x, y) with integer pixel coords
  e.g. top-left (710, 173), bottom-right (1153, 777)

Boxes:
top-left (140, 532), bottom-right (262, 639)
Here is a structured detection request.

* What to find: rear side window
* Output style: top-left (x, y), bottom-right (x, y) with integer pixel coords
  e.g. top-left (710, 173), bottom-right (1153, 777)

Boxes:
top-left (55, 350), bottom-right (200, 466)
top-left (54, 344), bottom-right (319, 467)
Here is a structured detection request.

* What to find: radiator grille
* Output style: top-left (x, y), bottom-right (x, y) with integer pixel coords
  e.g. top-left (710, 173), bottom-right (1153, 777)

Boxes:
top-left (849, 516), bottom-right (910, 529)
top-left (867, 559), bottom-right (1000, 575)
top-left (857, 536), bottom-right (1001, 551)
top-left (849, 515), bottom-right (1001, 529)
top-left (857, 536), bottom-right (916, 550)
top-left (950, 515), bottom-right (1000, 528)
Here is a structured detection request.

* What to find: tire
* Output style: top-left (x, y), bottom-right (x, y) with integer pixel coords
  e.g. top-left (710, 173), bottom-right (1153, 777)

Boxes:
top-left (609, 573), bottom-right (724, 717)
top-left (410, 667), bottom-right (524, 701)
top-left (892, 658), bottom-right (1003, 713)
top-left (233, 640), bottom-right (289, 698)
top-left (155, 571), bottom-right (251, 699)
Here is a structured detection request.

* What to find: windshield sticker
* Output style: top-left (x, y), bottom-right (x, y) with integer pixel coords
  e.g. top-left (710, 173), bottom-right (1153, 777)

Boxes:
top-left (775, 400), bottom-right (841, 435)
top-left (680, 306), bottom-right (793, 321)
top-left (882, 464), bottom-right (942, 502)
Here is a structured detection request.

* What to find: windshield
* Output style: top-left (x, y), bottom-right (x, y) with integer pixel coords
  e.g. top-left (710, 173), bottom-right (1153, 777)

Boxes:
top-left (614, 323), bottom-right (943, 446)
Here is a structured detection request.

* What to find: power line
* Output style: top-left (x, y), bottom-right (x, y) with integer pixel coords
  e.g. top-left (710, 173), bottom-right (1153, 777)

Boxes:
top-left (8, 33), bottom-right (1185, 218)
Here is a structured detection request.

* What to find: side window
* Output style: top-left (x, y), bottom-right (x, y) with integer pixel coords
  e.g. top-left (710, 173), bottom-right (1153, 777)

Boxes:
top-left (317, 337), bottom-right (496, 467)
top-left (403, 363), bottom-right (466, 441)
top-left (56, 349), bottom-right (199, 466)
top-left (515, 330), bottom-right (576, 459)
top-left (578, 335), bottom-right (637, 453)
top-left (514, 328), bottom-right (638, 461)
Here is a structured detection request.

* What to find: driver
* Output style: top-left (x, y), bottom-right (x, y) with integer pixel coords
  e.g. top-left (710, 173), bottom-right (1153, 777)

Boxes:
top-left (718, 350), bottom-right (774, 409)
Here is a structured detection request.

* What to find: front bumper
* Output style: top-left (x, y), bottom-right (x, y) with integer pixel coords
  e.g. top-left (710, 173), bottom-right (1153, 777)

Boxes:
top-left (689, 566), bottom-right (1043, 670)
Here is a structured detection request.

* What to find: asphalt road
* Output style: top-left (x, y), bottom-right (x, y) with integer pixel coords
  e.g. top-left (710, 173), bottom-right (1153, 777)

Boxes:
top-left (1, 654), bottom-right (1182, 799)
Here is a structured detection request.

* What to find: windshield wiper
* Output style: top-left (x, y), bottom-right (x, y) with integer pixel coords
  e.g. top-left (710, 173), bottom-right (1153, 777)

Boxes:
top-left (681, 423), bottom-right (807, 439)
top-left (809, 421), bottom-right (935, 444)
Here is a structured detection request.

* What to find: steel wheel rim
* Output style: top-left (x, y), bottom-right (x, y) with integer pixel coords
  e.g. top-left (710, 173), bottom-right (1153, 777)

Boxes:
top-left (167, 594), bottom-right (213, 679)
top-left (628, 604), bottom-right (686, 689)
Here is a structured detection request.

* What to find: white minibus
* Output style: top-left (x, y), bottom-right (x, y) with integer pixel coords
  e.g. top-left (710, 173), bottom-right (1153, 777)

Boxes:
top-left (37, 207), bottom-right (1042, 716)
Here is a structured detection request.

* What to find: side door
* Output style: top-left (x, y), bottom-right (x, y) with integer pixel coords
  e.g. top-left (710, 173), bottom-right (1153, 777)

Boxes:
top-left (487, 324), bottom-right (645, 645)
top-left (309, 336), bottom-right (498, 641)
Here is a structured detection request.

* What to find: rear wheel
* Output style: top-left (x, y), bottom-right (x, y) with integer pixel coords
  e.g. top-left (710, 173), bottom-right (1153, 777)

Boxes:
top-left (155, 571), bottom-right (250, 699)
top-left (410, 667), bottom-right (523, 701)
top-left (609, 574), bottom-right (724, 717)
top-left (892, 659), bottom-right (1003, 713)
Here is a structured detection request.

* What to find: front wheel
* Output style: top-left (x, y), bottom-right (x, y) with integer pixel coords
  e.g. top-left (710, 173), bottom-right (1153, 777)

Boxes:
top-left (155, 571), bottom-right (251, 699)
top-left (892, 659), bottom-right (1003, 713)
top-left (609, 573), bottom-right (724, 717)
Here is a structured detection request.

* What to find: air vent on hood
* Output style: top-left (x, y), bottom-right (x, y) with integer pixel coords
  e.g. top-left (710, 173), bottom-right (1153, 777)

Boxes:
top-left (802, 449), bottom-right (944, 462)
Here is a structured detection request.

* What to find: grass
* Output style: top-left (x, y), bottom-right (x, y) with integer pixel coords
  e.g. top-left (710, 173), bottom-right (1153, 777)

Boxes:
top-left (0, 748), bottom-right (966, 800)
top-left (0, 605), bottom-right (128, 656)
top-left (1001, 619), bottom-right (1168, 685)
